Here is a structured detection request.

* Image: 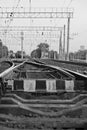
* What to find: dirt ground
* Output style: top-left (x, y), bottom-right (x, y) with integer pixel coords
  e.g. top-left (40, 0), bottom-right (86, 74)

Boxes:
top-left (0, 114), bottom-right (87, 130)
top-left (0, 125), bottom-right (76, 130)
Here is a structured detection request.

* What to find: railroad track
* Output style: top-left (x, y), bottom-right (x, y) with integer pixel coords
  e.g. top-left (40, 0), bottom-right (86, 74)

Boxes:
top-left (0, 59), bottom-right (87, 129)
top-left (39, 58), bottom-right (87, 74)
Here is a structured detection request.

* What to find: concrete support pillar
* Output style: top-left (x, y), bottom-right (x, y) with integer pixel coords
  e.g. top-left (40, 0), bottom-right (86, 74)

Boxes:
top-left (67, 17), bottom-right (70, 61)
top-left (21, 31), bottom-right (24, 59)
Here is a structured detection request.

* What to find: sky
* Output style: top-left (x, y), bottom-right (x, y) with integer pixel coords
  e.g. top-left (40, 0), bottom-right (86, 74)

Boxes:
top-left (0, 0), bottom-right (87, 55)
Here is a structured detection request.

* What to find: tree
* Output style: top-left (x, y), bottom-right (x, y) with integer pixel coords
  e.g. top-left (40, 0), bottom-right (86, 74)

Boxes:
top-left (15, 51), bottom-right (26, 58)
top-left (49, 50), bottom-right (54, 59)
top-left (8, 50), bottom-right (15, 58)
top-left (31, 48), bottom-right (41, 58)
top-left (15, 51), bottom-right (21, 58)
top-left (2, 46), bottom-right (8, 57)
top-left (0, 39), bottom-right (8, 58)
top-left (0, 39), bottom-right (2, 47)
top-left (38, 43), bottom-right (49, 48)
top-left (30, 43), bottom-right (49, 59)
top-left (49, 50), bottom-right (58, 59)
top-left (38, 43), bottom-right (49, 51)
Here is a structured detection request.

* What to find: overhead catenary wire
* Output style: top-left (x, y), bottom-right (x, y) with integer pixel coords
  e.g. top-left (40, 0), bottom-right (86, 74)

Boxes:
top-left (62, 0), bottom-right (73, 8)
top-left (62, 0), bottom-right (67, 7)
top-left (67, 0), bottom-right (73, 7)
top-left (0, 0), bottom-right (74, 55)
top-left (3, 0), bottom-right (22, 48)
top-left (4, 1), bottom-right (15, 35)
top-left (4, 0), bottom-right (22, 33)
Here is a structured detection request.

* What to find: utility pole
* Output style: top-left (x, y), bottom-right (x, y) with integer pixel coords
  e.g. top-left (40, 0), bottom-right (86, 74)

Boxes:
top-left (59, 31), bottom-right (62, 60)
top-left (21, 31), bottom-right (24, 59)
top-left (29, 0), bottom-right (31, 12)
top-left (29, 0), bottom-right (31, 55)
top-left (63, 25), bottom-right (66, 60)
top-left (67, 17), bottom-right (70, 61)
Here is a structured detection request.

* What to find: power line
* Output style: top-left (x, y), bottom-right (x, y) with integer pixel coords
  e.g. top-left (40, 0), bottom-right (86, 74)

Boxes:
top-left (68, 0), bottom-right (73, 7)
top-left (4, 0), bottom-right (22, 33)
top-left (62, 0), bottom-right (67, 7)
top-left (16, 0), bottom-right (21, 8)
top-left (62, 0), bottom-right (73, 7)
